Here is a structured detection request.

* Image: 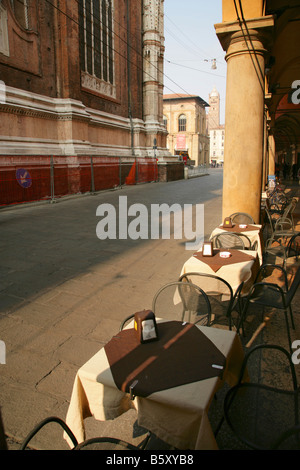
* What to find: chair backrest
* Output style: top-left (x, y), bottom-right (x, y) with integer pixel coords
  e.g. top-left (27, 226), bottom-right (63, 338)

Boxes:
top-left (224, 381), bottom-right (299, 450)
top-left (286, 232), bottom-right (300, 260)
top-left (271, 425), bottom-right (300, 449)
top-left (179, 272), bottom-right (234, 326)
top-left (286, 266), bottom-right (300, 306)
top-left (210, 232), bottom-right (245, 250)
top-left (152, 281), bottom-right (211, 325)
top-left (179, 272), bottom-right (233, 300)
top-left (238, 344), bottom-right (298, 390)
top-left (281, 198), bottom-right (297, 219)
top-left (119, 314), bottom-right (135, 331)
top-left (232, 232), bottom-right (252, 249)
top-left (263, 204), bottom-right (275, 233)
top-left (224, 344), bottom-right (299, 450)
top-left (229, 212), bottom-right (255, 224)
top-left (253, 263), bottom-right (289, 290)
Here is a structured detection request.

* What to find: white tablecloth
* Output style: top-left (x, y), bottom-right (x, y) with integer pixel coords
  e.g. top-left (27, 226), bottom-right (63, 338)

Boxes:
top-left (210, 224), bottom-right (264, 264)
top-left (65, 319), bottom-right (246, 450)
top-left (179, 249), bottom-right (260, 300)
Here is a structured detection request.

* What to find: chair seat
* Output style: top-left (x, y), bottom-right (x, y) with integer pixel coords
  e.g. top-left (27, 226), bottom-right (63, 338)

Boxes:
top-left (224, 382), bottom-right (299, 450)
top-left (249, 285), bottom-right (285, 309)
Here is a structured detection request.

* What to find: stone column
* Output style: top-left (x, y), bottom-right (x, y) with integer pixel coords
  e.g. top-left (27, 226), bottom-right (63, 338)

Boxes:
top-left (268, 133), bottom-right (276, 176)
top-left (215, 18), bottom-right (273, 223)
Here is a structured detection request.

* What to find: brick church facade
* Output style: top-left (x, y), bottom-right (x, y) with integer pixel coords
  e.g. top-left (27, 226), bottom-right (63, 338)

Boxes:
top-left (0, 0), bottom-right (176, 205)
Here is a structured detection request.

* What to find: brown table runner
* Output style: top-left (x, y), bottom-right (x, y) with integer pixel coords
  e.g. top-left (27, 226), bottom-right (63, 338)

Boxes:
top-left (105, 321), bottom-right (226, 397)
top-left (219, 224), bottom-right (259, 233)
top-left (193, 249), bottom-right (255, 273)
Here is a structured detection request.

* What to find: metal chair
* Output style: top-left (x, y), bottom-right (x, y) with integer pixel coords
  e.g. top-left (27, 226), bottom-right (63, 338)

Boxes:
top-left (120, 281), bottom-right (212, 330)
top-left (220, 344), bottom-right (299, 450)
top-left (271, 425), bottom-right (300, 449)
top-left (229, 212), bottom-right (255, 224)
top-left (210, 232), bottom-right (246, 250)
top-left (178, 272), bottom-right (243, 330)
top-left (263, 232), bottom-right (300, 268)
top-left (237, 264), bottom-right (300, 353)
top-left (20, 416), bottom-right (149, 450)
top-left (264, 198), bottom-right (297, 250)
top-left (152, 281), bottom-right (211, 326)
top-left (285, 232), bottom-right (300, 267)
top-left (232, 233), bottom-right (252, 249)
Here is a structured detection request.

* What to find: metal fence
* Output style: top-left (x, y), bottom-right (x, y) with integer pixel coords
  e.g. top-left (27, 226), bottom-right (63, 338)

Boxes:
top-left (0, 156), bottom-right (158, 207)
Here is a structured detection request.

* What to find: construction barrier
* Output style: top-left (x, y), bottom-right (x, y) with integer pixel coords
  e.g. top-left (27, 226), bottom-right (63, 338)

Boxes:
top-left (0, 156), bottom-right (158, 207)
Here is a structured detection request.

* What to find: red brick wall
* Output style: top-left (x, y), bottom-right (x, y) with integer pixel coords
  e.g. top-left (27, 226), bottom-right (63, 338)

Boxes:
top-left (0, 0), bottom-right (143, 120)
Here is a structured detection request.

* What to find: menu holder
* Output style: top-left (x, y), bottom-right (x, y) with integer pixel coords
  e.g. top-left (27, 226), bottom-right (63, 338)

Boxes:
top-left (223, 217), bottom-right (233, 228)
top-left (134, 309), bottom-right (159, 344)
top-left (202, 241), bottom-right (213, 257)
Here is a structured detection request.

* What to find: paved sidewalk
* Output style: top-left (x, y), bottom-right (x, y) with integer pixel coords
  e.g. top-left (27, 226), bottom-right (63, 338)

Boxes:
top-left (0, 171), bottom-right (223, 450)
top-left (1, 170), bottom-right (300, 451)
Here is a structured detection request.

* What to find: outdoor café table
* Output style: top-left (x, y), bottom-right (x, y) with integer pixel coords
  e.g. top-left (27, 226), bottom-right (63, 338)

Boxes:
top-left (64, 318), bottom-right (246, 450)
top-left (179, 248), bottom-right (260, 301)
top-left (210, 223), bottom-right (264, 264)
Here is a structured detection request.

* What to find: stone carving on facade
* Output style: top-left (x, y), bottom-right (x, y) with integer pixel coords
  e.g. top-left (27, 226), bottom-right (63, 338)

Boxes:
top-left (81, 71), bottom-right (116, 100)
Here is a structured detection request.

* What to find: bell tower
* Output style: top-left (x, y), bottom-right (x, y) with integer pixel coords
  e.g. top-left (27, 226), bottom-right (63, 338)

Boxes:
top-left (142, 0), bottom-right (166, 154)
top-left (208, 86), bottom-right (220, 130)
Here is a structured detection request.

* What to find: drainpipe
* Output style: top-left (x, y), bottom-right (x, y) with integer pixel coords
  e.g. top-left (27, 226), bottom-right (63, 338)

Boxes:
top-left (127, 0), bottom-right (135, 158)
top-left (53, 0), bottom-right (62, 98)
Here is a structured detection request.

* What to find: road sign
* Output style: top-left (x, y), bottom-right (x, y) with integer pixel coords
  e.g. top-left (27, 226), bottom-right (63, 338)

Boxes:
top-left (16, 168), bottom-right (32, 188)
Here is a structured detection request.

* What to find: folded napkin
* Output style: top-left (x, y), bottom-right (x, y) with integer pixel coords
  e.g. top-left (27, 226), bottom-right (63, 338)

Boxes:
top-left (193, 249), bottom-right (255, 272)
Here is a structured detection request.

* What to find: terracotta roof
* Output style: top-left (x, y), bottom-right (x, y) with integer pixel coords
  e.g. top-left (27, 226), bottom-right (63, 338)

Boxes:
top-left (163, 93), bottom-right (198, 99)
top-left (163, 94), bottom-right (209, 107)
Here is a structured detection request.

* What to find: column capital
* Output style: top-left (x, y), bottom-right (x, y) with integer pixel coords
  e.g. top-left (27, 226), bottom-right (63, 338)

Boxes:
top-left (215, 15), bottom-right (274, 55)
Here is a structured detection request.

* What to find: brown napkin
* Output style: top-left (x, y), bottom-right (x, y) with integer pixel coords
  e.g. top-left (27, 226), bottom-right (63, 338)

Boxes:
top-left (193, 249), bottom-right (255, 272)
top-left (105, 321), bottom-right (226, 397)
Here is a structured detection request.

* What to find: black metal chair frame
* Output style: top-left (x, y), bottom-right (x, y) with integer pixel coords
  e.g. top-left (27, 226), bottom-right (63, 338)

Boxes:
top-left (178, 272), bottom-right (244, 330)
top-left (229, 212), bottom-right (255, 224)
top-left (210, 232), bottom-right (246, 250)
top-left (19, 416), bottom-right (149, 450)
top-left (264, 199), bottom-right (297, 250)
top-left (120, 281), bottom-right (212, 330)
top-left (152, 281), bottom-right (212, 326)
top-left (285, 232), bottom-right (300, 267)
top-left (237, 264), bottom-right (300, 353)
top-left (271, 424), bottom-right (300, 449)
top-left (221, 344), bottom-right (299, 450)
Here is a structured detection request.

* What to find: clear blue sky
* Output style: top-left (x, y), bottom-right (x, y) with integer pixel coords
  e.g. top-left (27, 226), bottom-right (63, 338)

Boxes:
top-left (163, 0), bottom-right (226, 124)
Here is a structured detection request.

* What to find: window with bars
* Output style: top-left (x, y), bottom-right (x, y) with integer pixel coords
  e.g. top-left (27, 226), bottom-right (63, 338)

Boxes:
top-left (178, 114), bottom-right (186, 132)
top-left (79, 0), bottom-right (115, 96)
top-left (10, 0), bottom-right (30, 29)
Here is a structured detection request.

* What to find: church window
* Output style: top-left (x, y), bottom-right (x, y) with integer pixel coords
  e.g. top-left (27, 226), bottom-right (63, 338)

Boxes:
top-left (10, 0), bottom-right (30, 29)
top-left (79, 0), bottom-right (116, 98)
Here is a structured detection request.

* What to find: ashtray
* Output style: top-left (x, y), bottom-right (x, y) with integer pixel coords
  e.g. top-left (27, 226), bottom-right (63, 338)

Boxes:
top-left (219, 251), bottom-right (232, 258)
top-left (239, 224), bottom-right (247, 228)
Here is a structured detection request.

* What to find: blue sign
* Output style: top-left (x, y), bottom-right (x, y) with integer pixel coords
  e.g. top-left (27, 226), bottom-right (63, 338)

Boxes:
top-left (16, 168), bottom-right (32, 188)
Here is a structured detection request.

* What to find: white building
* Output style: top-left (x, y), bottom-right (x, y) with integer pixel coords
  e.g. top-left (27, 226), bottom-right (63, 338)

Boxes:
top-left (207, 87), bottom-right (225, 165)
top-left (209, 127), bottom-right (225, 166)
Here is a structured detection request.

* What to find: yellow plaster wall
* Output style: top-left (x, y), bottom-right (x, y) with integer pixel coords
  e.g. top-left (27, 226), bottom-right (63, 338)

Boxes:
top-left (222, 0), bottom-right (264, 22)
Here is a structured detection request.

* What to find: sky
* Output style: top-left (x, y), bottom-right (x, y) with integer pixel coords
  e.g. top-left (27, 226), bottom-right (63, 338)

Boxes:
top-left (163, 0), bottom-right (226, 124)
